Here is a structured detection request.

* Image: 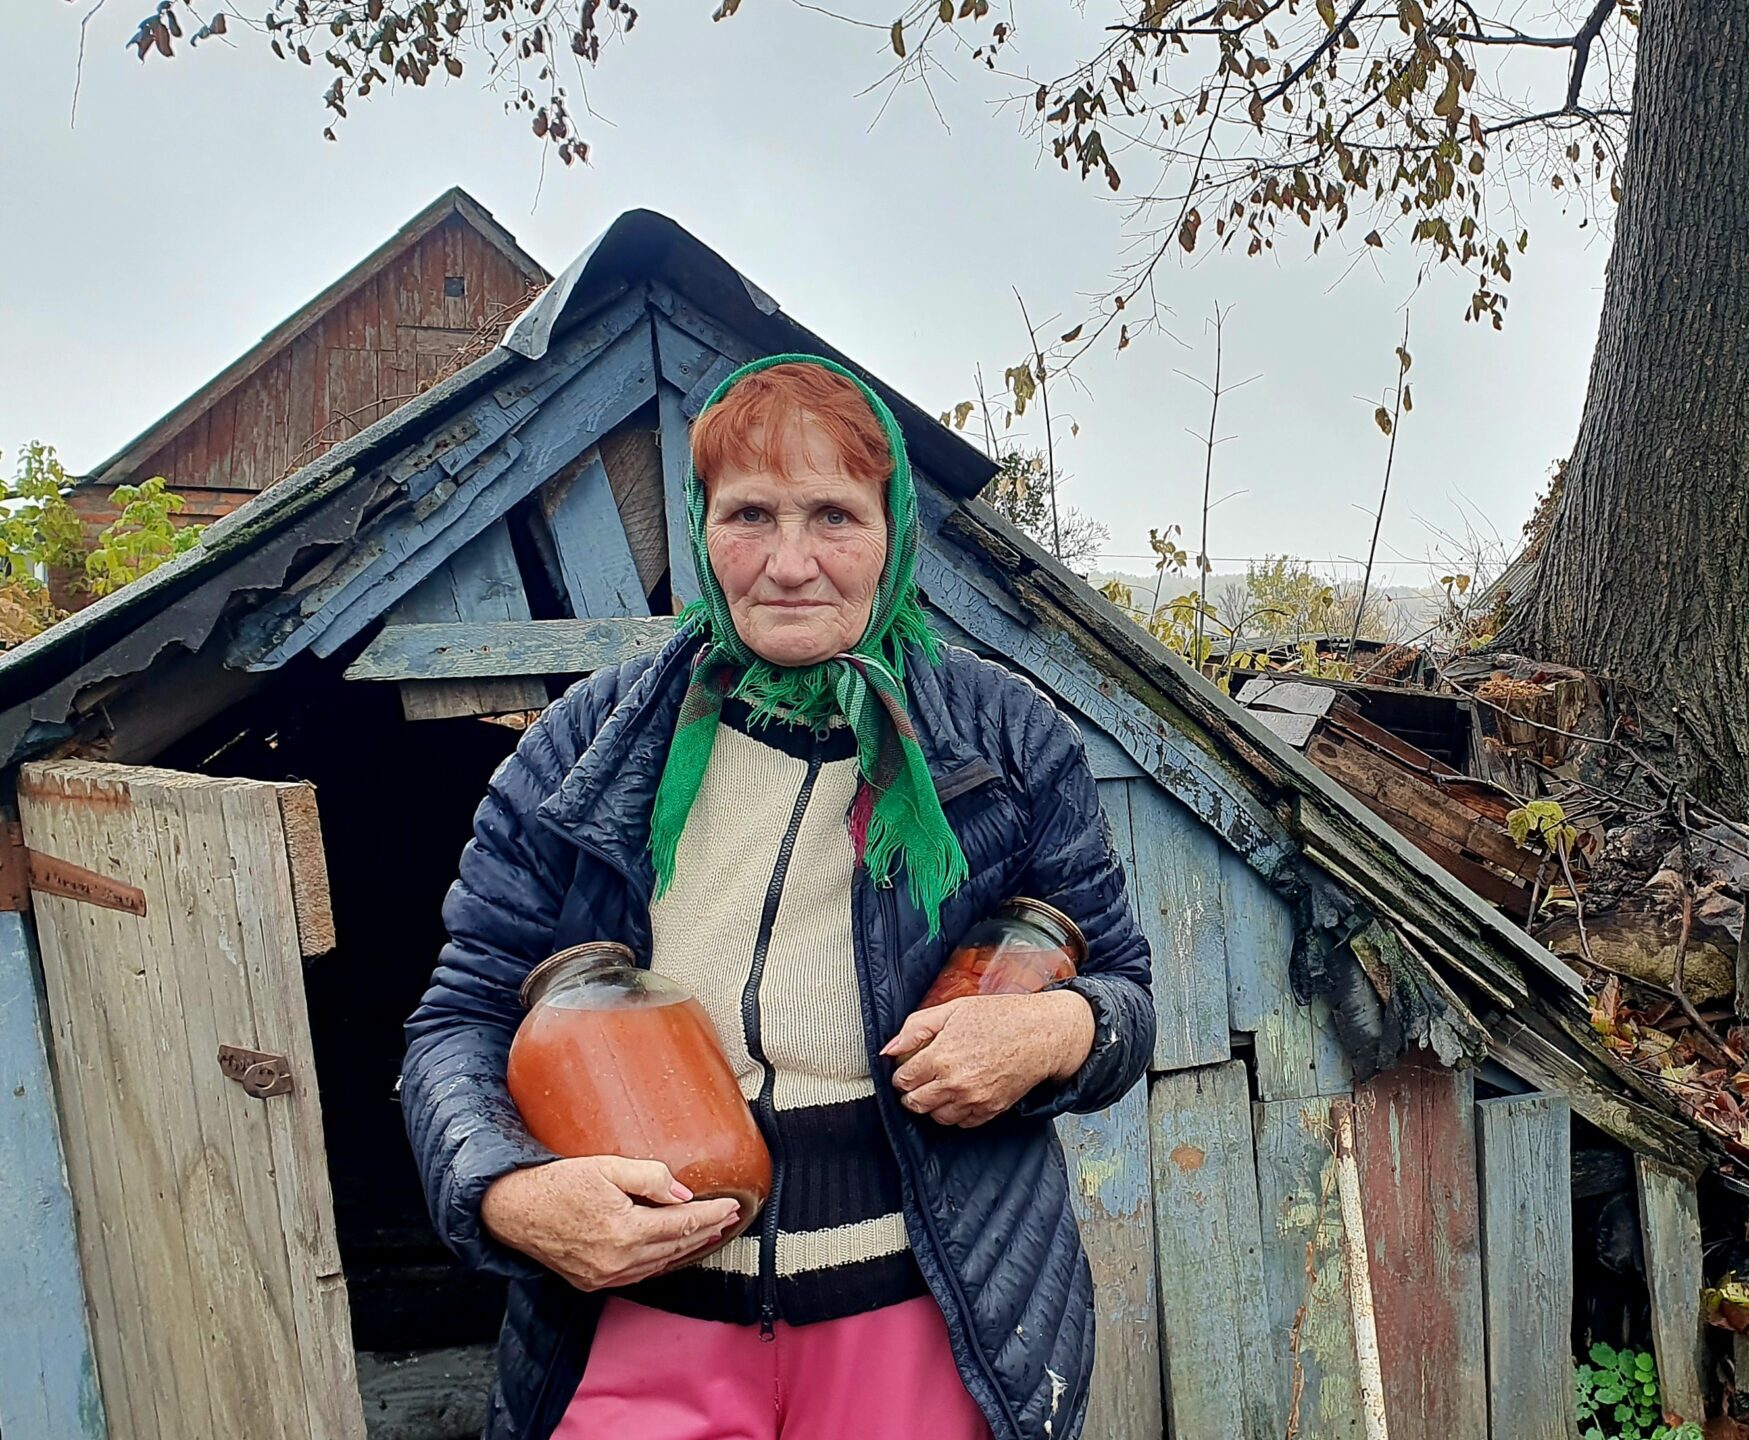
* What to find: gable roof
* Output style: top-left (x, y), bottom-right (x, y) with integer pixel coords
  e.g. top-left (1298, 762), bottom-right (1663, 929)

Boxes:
top-left (0, 207), bottom-right (1717, 1177)
top-left (80, 187), bottom-right (548, 491)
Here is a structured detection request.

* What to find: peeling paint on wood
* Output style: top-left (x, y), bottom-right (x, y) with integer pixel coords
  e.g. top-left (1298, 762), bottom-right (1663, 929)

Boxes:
top-left (1352, 1053), bottom-right (1487, 1440)
top-left (1476, 1092), bottom-right (1578, 1440)
top-left (1059, 1084), bottom-right (1160, 1440)
top-left (1149, 1062), bottom-right (1280, 1440)
top-left (1253, 1096), bottom-right (1363, 1440)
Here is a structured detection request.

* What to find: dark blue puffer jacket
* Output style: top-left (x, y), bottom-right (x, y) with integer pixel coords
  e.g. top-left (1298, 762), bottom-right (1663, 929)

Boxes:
top-left (402, 627), bottom-right (1155, 1440)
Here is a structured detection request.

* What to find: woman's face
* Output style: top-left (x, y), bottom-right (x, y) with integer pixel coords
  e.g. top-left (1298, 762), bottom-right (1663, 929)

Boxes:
top-left (703, 418), bottom-right (889, 668)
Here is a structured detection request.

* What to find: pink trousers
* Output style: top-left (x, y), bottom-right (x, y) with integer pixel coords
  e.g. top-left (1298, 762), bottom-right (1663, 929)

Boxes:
top-left (552, 1296), bottom-right (993, 1440)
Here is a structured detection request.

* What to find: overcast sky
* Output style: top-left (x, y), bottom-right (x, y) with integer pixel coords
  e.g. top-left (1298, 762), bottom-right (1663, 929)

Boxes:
top-left (1, 1), bottom-right (1613, 584)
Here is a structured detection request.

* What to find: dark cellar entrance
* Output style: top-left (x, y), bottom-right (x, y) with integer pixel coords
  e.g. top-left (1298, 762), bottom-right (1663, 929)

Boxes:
top-left (158, 661), bottom-right (540, 1360)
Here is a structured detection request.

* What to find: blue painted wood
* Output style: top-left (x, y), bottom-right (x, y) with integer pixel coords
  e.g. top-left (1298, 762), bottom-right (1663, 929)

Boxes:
top-left (1222, 846), bottom-right (1351, 1099)
top-left (538, 448), bottom-right (651, 619)
top-left (232, 322), bottom-right (658, 670)
top-left (0, 911), bottom-right (108, 1440)
top-left (648, 283), bottom-right (759, 370)
top-left (345, 617), bottom-right (678, 681)
top-left (921, 604), bottom-right (997, 659)
top-left (682, 356), bottom-right (741, 419)
top-left (1058, 1083), bottom-right (1162, 1440)
top-left (1079, 722), bottom-right (1147, 781)
top-left (658, 384), bottom-right (700, 606)
top-left (388, 518), bottom-right (548, 717)
top-left (1097, 778), bottom-right (1136, 873)
top-left (1476, 1093), bottom-right (1578, 1440)
top-left (1126, 781), bottom-right (1231, 1071)
top-left (1150, 1062), bottom-right (1281, 1440)
top-left (1252, 1095), bottom-right (1364, 1438)
top-left (653, 315), bottom-right (725, 400)
top-left (914, 540), bottom-right (1293, 876)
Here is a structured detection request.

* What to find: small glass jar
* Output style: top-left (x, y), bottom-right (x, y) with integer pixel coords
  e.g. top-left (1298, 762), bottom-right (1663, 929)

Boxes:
top-left (506, 941), bottom-right (770, 1249)
top-left (920, 897), bottom-right (1086, 1009)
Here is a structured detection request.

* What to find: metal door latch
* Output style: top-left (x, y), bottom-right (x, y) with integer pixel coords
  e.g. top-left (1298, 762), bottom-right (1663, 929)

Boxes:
top-left (217, 1044), bottom-right (295, 1098)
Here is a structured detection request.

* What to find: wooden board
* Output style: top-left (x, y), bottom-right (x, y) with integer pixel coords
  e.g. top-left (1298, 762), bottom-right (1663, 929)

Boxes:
top-left (1352, 1052), bottom-right (1487, 1440)
top-left (1475, 1092), bottom-right (1579, 1440)
top-left (0, 909), bottom-right (108, 1439)
top-left (598, 415), bottom-right (669, 597)
top-left (347, 617), bottom-right (678, 682)
top-left (1081, 721), bottom-right (1147, 781)
top-left (1149, 1062), bottom-right (1279, 1440)
top-left (657, 384), bottom-right (700, 607)
top-left (536, 446), bottom-right (651, 622)
top-left (1121, 781), bottom-right (1230, 1071)
top-left (18, 761), bottom-right (366, 1440)
top-left (1222, 845), bottom-right (1350, 1100)
top-left (1237, 677), bottom-right (1340, 719)
top-left (1636, 1158), bottom-right (1709, 1423)
top-left (1253, 1096), bottom-right (1364, 1439)
top-left (1058, 1085), bottom-right (1162, 1440)
top-left (388, 518), bottom-right (548, 719)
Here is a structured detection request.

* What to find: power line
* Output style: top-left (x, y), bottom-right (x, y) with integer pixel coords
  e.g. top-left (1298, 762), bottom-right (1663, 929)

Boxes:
top-left (1092, 553), bottom-right (1444, 567)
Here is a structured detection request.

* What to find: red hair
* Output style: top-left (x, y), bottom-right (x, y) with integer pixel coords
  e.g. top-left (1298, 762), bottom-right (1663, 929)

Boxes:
top-left (691, 363), bottom-right (893, 490)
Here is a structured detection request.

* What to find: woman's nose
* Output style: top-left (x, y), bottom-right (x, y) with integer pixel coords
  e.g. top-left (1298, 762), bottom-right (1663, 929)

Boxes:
top-left (766, 528), bottom-right (820, 586)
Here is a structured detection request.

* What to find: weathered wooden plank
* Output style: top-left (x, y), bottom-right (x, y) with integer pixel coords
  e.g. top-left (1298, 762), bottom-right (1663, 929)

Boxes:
top-left (1253, 1096), bottom-right (1364, 1439)
top-left (389, 518), bottom-right (548, 719)
top-left (19, 762), bottom-right (367, 1440)
top-left (1097, 777), bottom-right (1136, 875)
top-left (682, 354), bottom-right (741, 419)
top-left (1149, 1062), bottom-right (1279, 1440)
top-left (599, 415), bottom-right (669, 597)
top-left (658, 383), bottom-right (700, 607)
top-left (1058, 1085), bottom-right (1161, 1440)
top-left (1126, 782), bottom-right (1230, 1071)
top-left (346, 617), bottom-right (678, 682)
top-left (1475, 1092), bottom-right (1578, 1440)
top-left (1223, 845), bottom-right (1350, 1100)
top-left (0, 909), bottom-right (108, 1440)
top-left (1352, 1052), bottom-right (1487, 1440)
top-left (653, 314), bottom-right (725, 398)
top-left (537, 447), bottom-right (651, 620)
top-left (1636, 1158), bottom-right (1708, 1423)
top-left (915, 540), bottom-right (1293, 875)
top-left (356, 1345), bottom-right (495, 1440)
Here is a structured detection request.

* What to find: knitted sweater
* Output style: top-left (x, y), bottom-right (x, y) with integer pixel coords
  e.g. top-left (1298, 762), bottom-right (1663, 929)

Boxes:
top-left (624, 700), bottom-right (926, 1329)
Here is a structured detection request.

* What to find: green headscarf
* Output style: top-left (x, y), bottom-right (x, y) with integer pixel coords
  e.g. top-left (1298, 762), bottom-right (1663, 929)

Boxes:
top-left (648, 353), bottom-right (968, 936)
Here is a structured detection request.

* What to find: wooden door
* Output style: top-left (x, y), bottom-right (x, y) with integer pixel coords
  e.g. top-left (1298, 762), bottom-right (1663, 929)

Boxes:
top-left (18, 760), bottom-right (365, 1440)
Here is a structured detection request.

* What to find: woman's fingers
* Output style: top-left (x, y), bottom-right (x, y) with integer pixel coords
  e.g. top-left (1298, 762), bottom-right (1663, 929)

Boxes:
top-left (630, 1196), bottom-right (741, 1246)
top-left (881, 1002), bottom-right (958, 1060)
top-left (899, 1078), bottom-right (957, 1115)
top-left (593, 1155), bottom-right (692, 1204)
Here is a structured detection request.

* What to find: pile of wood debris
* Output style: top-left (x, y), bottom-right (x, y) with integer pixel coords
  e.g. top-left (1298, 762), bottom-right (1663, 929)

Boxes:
top-left (1238, 657), bottom-right (1749, 1166)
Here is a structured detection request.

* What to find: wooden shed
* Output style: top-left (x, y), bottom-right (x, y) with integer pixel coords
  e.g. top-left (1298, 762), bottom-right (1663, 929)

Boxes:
top-left (0, 208), bottom-right (1728, 1440)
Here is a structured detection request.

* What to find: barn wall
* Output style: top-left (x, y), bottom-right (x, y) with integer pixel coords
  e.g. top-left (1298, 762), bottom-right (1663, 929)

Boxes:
top-left (69, 215), bottom-right (538, 542)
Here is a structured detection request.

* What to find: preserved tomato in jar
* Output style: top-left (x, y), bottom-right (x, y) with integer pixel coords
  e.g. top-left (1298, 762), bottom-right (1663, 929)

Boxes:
top-left (507, 941), bottom-right (771, 1249)
top-left (920, 897), bottom-right (1086, 1009)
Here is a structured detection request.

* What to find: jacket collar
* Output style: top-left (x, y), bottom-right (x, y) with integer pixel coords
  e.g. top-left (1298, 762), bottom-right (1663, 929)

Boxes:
top-left (535, 627), bottom-right (999, 880)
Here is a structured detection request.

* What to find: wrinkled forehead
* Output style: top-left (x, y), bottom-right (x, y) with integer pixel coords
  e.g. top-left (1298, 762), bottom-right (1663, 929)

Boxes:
top-left (700, 412), bottom-right (890, 504)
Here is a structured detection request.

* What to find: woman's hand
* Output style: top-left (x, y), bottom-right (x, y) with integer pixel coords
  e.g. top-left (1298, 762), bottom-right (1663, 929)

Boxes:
top-left (481, 1156), bottom-right (742, 1290)
top-left (880, 990), bottom-right (1096, 1128)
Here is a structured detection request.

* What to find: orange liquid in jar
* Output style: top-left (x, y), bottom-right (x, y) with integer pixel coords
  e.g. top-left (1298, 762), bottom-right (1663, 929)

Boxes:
top-left (920, 940), bottom-right (1078, 1008)
top-left (507, 990), bottom-right (771, 1246)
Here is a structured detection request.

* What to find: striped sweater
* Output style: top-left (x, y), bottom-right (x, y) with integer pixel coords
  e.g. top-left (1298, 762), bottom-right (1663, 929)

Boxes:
top-left (625, 700), bottom-right (926, 1329)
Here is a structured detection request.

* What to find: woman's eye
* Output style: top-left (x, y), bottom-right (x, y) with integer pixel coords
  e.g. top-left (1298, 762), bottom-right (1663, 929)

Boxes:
top-left (737, 506), bottom-right (766, 524)
top-left (823, 509), bottom-right (849, 526)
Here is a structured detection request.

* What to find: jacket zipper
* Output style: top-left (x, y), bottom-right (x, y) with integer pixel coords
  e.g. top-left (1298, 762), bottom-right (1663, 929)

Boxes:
top-left (855, 878), bottom-right (1023, 1440)
top-left (743, 738), bottom-right (824, 1340)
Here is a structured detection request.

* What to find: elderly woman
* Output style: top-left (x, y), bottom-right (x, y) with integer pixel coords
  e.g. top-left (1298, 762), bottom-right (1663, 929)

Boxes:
top-left (402, 355), bottom-right (1154, 1440)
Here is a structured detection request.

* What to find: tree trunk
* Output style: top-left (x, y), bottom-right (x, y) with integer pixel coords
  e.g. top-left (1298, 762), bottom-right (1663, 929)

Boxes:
top-left (1516, 0), bottom-right (1749, 816)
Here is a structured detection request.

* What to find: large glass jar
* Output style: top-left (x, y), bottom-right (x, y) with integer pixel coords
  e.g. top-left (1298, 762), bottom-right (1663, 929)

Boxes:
top-left (507, 941), bottom-right (770, 1248)
top-left (920, 897), bottom-right (1086, 1009)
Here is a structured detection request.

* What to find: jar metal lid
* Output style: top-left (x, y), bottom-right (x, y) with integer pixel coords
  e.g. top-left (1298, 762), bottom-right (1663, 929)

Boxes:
top-left (1001, 896), bottom-right (1088, 966)
top-left (519, 941), bottom-right (637, 1010)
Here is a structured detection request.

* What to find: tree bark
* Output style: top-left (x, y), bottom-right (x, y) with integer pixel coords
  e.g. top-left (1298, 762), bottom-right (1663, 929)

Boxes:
top-left (1516, 0), bottom-right (1749, 816)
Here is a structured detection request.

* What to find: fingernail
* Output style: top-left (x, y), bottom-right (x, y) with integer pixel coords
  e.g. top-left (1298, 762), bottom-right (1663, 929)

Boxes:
top-left (670, 1182), bottom-right (694, 1202)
